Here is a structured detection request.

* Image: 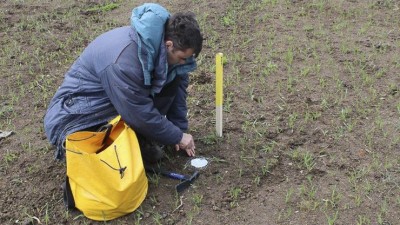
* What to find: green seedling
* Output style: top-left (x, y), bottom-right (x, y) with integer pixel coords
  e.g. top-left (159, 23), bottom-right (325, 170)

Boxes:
top-left (147, 174), bottom-right (160, 187)
top-left (192, 193), bottom-right (203, 208)
top-left (356, 215), bottom-right (370, 225)
top-left (4, 150), bottom-right (18, 164)
top-left (253, 175), bottom-right (261, 186)
top-left (86, 3), bottom-right (119, 13)
top-left (229, 187), bottom-right (242, 208)
top-left (325, 211), bottom-right (338, 225)
top-left (285, 188), bottom-right (294, 204)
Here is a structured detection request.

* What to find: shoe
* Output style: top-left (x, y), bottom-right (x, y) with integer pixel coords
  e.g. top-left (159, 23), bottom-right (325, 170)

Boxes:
top-left (138, 137), bottom-right (165, 164)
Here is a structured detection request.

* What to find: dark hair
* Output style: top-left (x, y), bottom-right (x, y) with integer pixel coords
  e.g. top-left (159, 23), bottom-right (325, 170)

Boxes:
top-left (165, 12), bottom-right (203, 58)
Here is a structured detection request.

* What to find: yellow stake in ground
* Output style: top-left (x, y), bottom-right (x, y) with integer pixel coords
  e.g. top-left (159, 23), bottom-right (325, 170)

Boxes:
top-left (215, 53), bottom-right (223, 137)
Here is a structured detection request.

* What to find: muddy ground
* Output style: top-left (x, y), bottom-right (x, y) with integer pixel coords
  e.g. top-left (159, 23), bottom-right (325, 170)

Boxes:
top-left (0, 0), bottom-right (399, 224)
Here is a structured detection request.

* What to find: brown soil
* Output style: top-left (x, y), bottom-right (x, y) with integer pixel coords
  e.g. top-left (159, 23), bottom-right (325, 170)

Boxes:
top-left (1, 0), bottom-right (399, 225)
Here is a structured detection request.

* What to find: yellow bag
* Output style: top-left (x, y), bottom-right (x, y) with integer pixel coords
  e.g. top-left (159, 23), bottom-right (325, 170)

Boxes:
top-left (65, 116), bottom-right (148, 221)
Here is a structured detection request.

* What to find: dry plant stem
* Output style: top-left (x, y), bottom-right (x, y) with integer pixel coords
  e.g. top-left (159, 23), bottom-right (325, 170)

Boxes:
top-left (172, 196), bottom-right (184, 213)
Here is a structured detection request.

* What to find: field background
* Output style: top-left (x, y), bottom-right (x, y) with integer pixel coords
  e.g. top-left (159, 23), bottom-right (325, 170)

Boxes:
top-left (0, 0), bottom-right (399, 224)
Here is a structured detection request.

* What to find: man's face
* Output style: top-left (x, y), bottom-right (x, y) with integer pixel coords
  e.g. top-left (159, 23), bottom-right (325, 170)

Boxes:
top-left (166, 40), bottom-right (194, 66)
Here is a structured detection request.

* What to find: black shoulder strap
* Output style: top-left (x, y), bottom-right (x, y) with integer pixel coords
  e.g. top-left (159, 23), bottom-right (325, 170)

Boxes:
top-left (63, 176), bottom-right (75, 209)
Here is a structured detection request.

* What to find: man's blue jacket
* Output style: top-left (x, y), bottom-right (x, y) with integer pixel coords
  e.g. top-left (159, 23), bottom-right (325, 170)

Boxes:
top-left (44, 4), bottom-right (196, 159)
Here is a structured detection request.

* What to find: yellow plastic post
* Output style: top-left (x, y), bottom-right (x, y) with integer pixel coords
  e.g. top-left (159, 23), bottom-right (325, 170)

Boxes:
top-left (216, 53), bottom-right (223, 137)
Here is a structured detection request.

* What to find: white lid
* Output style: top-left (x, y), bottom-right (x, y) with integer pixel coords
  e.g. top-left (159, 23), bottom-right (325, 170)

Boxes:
top-left (190, 158), bottom-right (208, 168)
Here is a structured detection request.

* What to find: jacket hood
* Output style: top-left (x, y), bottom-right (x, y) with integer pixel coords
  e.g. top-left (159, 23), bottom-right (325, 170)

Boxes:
top-left (131, 3), bottom-right (170, 86)
top-left (130, 3), bottom-right (197, 95)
